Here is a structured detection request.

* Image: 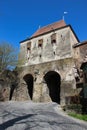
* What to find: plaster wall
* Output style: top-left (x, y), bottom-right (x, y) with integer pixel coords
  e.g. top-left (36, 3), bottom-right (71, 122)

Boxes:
top-left (20, 27), bottom-right (78, 66)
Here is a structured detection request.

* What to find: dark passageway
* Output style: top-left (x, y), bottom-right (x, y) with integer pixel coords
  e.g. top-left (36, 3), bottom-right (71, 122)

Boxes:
top-left (23, 74), bottom-right (33, 100)
top-left (44, 71), bottom-right (61, 104)
top-left (9, 85), bottom-right (16, 100)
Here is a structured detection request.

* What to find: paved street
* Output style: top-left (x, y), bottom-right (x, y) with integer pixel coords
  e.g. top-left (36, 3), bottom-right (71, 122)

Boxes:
top-left (0, 101), bottom-right (87, 130)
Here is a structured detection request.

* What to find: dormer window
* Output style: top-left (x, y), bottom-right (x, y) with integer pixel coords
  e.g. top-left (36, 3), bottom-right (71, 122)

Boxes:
top-left (38, 39), bottom-right (43, 48)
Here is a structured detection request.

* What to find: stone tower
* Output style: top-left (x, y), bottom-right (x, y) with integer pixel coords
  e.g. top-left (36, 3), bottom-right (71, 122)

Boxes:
top-left (12, 20), bottom-right (81, 105)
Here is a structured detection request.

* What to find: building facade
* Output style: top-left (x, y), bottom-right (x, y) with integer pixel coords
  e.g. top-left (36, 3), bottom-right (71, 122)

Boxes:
top-left (12, 20), bottom-right (83, 105)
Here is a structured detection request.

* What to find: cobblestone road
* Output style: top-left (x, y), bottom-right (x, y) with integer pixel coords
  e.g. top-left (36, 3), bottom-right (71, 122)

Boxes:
top-left (0, 101), bottom-right (87, 130)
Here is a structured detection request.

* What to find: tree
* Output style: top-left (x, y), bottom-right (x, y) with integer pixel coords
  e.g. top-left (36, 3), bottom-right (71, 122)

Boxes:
top-left (0, 42), bottom-right (18, 72)
top-left (0, 42), bottom-right (19, 101)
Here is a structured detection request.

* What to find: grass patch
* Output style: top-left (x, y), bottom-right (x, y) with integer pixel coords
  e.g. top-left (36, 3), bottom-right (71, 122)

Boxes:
top-left (68, 113), bottom-right (87, 121)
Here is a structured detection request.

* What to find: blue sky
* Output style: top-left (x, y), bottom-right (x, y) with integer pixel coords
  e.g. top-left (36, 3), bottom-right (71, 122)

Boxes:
top-left (0, 0), bottom-right (87, 49)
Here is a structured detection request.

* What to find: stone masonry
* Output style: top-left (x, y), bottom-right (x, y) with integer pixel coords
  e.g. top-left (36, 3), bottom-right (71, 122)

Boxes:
top-left (9, 20), bottom-right (85, 106)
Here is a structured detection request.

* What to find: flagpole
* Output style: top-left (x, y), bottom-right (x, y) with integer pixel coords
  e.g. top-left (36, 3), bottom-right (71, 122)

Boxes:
top-left (63, 15), bottom-right (64, 20)
top-left (63, 11), bottom-right (68, 21)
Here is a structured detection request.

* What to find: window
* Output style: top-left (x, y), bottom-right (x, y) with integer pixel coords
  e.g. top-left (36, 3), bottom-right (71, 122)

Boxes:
top-left (51, 33), bottom-right (56, 44)
top-left (61, 34), bottom-right (65, 41)
top-left (39, 54), bottom-right (42, 58)
top-left (38, 43), bottom-right (42, 48)
top-left (27, 42), bottom-right (31, 51)
top-left (27, 47), bottom-right (30, 50)
top-left (38, 39), bottom-right (43, 48)
top-left (27, 42), bottom-right (31, 60)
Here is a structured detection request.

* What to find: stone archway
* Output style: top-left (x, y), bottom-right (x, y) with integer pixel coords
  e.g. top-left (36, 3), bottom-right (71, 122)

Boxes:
top-left (44, 71), bottom-right (61, 104)
top-left (23, 74), bottom-right (34, 100)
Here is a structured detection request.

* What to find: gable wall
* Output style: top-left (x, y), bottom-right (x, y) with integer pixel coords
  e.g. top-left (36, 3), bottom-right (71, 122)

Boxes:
top-left (20, 27), bottom-right (79, 66)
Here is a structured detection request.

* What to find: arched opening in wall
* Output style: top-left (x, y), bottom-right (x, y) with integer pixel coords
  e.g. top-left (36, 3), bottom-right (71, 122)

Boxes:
top-left (23, 74), bottom-right (34, 100)
top-left (9, 85), bottom-right (16, 100)
top-left (44, 71), bottom-right (61, 104)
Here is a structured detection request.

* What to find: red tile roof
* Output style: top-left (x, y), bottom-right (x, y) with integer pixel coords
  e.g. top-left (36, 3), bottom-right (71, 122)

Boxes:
top-left (73, 40), bottom-right (87, 48)
top-left (32, 20), bottom-right (66, 38)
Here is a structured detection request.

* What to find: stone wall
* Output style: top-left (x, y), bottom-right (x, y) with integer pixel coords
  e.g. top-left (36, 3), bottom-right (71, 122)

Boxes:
top-left (12, 58), bottom-right (77, 105)
top-left (0, 79), bottom-right (10, 101)
top-left (16, 24), bottom-right (80, 105)
top-left (80, 43), bottom-right (87, 60)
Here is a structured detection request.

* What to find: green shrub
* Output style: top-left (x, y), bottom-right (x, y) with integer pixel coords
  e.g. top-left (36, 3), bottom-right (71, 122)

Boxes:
top-left (69, 113), bottom-right (87, 121)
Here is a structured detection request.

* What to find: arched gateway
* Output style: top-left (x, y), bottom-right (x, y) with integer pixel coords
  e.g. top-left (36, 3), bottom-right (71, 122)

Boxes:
top-left (23, 74), bottom-right (34, 100)
top-left (44, 71), bottom-right (61, 104)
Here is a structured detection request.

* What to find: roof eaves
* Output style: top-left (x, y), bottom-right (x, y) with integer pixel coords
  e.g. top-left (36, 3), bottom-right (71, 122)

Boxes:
top-left (20, 38), bottom-right (30, 44)
top-left (20, 25), bottom-right (67, 44)
top-left (20, 24), bottom-right (80, 44)
top-left (69, 25), bottom-right (80, 43)
top-left (30, 25), bottom-right (80, 41)
top-left (29, 25), bottom-right (67, 39)
top-left (73, 40), bottom-right (87, 48)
